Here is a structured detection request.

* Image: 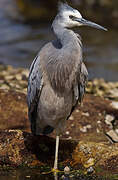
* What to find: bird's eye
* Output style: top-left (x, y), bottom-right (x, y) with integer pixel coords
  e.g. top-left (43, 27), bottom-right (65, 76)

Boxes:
top-left (69, 15), bottom-right (75, 20)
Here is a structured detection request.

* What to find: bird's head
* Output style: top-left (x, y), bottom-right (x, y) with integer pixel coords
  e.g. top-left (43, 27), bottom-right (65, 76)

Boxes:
top-left (58, 2), bottom-right (107, 31)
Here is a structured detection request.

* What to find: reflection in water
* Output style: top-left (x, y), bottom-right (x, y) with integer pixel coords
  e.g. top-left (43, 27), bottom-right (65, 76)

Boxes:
top-left (0, 3), bottom-right (118, 81)
top-left (0, 169), bottom-right (68, 180)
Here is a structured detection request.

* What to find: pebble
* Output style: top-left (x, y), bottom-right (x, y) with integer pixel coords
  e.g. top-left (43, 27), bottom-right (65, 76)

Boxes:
top-left (111, 101), bottom-right (118, 109)
top-left (96, 128), bottom-right (100, 133)
top-left (82, 112), bottom-right (89, 117)
top-left (69, 116), bottom-right (74, 120)
top-left (106, 129), bottom-right (118, 143)
top-left (105, 114), bottom-right (114, 126)
top-left (87, 166), bottom-right (94, 174)
top-left (115, 129), bottom-right (118, 134)
top-left (80, 126), bottom-right (87, 133)
top-left (65, 131), bottom-right (70, 135)
top-left (86, 124), bottom-right (92, 129)
top-left (76, 109), bottom-right (79, 113)
top-left (97, 120), bottom-right (101, 124)
top-left (64, 166), bottom-right (70, 174)
top-left (71, 123), bottom-right (74, 127)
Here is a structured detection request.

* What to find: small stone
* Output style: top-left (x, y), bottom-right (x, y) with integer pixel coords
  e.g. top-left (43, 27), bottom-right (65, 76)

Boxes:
top-left (76, 109), bottom-right (79, 113)
top-left (0, 84), bottom-right (10, 90)
top-left (84, 158), bottom-right (95, 168)
top-left (87, 166), bottom-right (94, 174)
top-left (18, 96), bottom-right (21, 100)
top-left (98, 113), bottom-right (102, 116)
top-left (105, 114), bottom-right (114, 126)
top-left (111, 101), bottom-right (118, 109)
top-left (115, 129), bottom-right (118, 134)
top-left (82, 112), bottom-right (89, 117)
top-left (96, 128), bottom-right (100, 133)
top-left (4, 75), bottom-right (14, 80)
top-left (69, 116), bottom-right (74, 120)
top-left (106, 130), bottom-right (118, 143)
top-left (86, 124), bottom-right (92, 129)
top-left (97, 120), bottom-right (101, 124)
top-left (71, 123), bottom-right (74, 127)
top-left (108, 89), bottom-right (118, 99)
top-left (15, 74), bottom-right (22, 81)
top-left (67, 136), bottom-right (72, 140)
top-left (80, 126), bottom-right (87, 133)
top-left (64, 166), bottom-right (70, 174)
top-left (65, 131), bottom-right (70, 135)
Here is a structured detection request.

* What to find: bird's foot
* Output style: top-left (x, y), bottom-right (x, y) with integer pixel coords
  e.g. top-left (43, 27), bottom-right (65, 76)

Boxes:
top-left (42, 168), bottom-right (62, 175)
top-left (51, 167), bottom-right (60, 174)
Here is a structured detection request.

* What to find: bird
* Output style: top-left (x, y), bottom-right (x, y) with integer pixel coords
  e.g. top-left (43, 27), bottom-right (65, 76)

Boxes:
top-left (27, 1), bottom-right (107, 173)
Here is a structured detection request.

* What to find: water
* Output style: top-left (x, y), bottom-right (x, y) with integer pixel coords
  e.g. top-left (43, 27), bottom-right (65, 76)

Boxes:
top-left (0, 2), bottom-right (118, 81)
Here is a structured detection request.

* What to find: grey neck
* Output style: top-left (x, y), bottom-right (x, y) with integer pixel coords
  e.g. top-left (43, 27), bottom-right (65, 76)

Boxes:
top-left (52, 20), bottom-right (82, 49)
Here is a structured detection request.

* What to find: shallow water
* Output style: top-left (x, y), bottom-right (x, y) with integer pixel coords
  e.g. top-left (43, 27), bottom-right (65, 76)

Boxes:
top-left (0, 2), bottom-right (118, 81)
top-left (1, 168), bottom-right (118, 180)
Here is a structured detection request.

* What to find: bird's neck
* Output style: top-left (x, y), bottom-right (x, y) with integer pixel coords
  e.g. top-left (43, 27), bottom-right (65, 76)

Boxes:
top-left (52, 23), bottom-right (82, 49)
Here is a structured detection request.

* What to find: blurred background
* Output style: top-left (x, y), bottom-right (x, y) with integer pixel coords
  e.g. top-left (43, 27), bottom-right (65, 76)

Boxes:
top-left (0, 0), bottom-right (118, 81)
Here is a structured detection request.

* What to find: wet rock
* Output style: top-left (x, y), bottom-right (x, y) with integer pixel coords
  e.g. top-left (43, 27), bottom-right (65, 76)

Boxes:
top-left (87, 166), bottom-right (94, 174)
top-left (64, 166), bottom-right (70, 175)
top-left (0, 129), bottom-right (118, 175)
top-left (72, 140), bottom-right (118, 171)
top-left (0, 130), bottom-right (76, 168)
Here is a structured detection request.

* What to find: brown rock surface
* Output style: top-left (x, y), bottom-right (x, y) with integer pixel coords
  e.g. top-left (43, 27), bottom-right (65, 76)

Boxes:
top-left (0, 88), bottom-right (118, 174)
top-left (0, 89), bottom-right (29, 131)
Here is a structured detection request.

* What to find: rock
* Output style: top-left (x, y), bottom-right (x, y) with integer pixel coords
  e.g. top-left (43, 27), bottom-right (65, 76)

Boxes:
top-left (82, 112), bottom-right (89, 117)
top-left (87, 166), bottom-right (94, 174)
top-left (0, 129), bottom-right (76, 168)
top-left (0, 129), bottom-right (118, 175)
top-left (64, 166), bottom-right (70, 174)
top-left (105, 114), bottom-right (114, 126)
top-left (1, 65), bottom-right (118, 175)
top-left (0, 89), bottom-right (29, 131)
top-left (106, 130), bottom-right (118, 143)
top-left (72, 140), bottom-right (118, 171)
top-left (111, 101), bottom-right (118, 109)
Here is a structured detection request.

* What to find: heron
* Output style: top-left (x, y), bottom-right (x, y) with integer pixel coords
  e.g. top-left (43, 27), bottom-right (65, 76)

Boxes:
top-left (27, 1), bottom-right (107, 173)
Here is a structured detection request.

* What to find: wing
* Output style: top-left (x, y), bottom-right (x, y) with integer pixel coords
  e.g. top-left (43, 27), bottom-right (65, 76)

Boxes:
top-left (74, 62), bottom-right (88, 104)
top-left (27, 54), bottom-right (43, 133)
top-left (79, 62), bottom-right (88, 103)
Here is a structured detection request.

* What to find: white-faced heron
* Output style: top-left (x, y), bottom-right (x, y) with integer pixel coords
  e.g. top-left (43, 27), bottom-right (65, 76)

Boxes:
top-left (27, 2), bottom-right (107, 172)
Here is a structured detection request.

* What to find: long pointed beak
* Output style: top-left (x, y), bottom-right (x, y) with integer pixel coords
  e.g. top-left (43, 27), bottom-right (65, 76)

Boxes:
top-left (75, 18), bottom-right (107, 31)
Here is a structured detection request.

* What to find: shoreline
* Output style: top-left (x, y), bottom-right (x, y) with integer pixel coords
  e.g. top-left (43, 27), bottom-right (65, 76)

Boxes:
top-left (0, 64), bottom-right (118, 100)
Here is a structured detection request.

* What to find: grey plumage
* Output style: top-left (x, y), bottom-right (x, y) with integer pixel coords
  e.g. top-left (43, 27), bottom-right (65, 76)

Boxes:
top-left (27, 2), bottom-right (106, 136)
top-left (27, 2), bottom-right (107, 171)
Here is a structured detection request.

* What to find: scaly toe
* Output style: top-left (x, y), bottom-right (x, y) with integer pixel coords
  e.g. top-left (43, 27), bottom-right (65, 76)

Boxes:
top-left (52, 168), bottom-right (60, 173)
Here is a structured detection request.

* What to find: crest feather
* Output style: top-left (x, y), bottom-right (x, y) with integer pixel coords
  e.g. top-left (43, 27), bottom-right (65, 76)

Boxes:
top-left (58, 1), bottom-right (74, 13)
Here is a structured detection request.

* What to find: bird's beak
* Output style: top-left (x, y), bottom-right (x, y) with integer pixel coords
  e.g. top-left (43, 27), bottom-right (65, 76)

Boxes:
top-left (75, 18), bottom-right (107, 31)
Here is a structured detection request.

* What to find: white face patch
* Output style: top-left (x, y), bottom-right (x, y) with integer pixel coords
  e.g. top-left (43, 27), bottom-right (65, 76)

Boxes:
top-left (60, 9), bottom-right (83, 27)
top-left (62, 9), bottom-right (82, 19)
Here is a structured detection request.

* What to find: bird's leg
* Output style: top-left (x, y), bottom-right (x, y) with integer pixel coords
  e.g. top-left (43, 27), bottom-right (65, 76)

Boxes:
top-left (52, 135), bottom-right (60, 172)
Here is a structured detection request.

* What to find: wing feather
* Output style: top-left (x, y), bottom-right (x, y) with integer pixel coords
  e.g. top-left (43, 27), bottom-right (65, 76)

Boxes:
top-left (27, 55), bottom-right (43, 128)
top-left (78, 62), bottom-right (88, 103)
